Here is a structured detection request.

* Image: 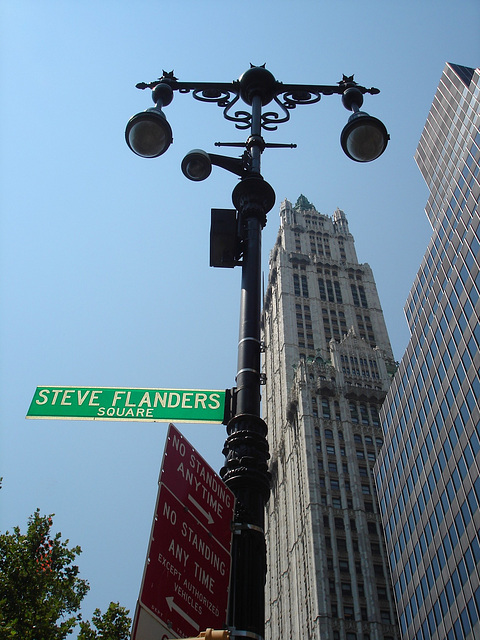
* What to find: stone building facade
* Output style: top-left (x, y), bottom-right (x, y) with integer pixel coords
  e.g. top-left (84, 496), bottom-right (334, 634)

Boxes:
top-left (262, 196), bottom-right (399, 640)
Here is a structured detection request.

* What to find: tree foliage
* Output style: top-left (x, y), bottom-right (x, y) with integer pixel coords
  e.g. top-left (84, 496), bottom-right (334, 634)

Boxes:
top-left (77, 603), bottom-right (131, 640)
top-left (0, 510), bottom-right (132, 639)
top-left (0, 509), bottom-right (89, 639)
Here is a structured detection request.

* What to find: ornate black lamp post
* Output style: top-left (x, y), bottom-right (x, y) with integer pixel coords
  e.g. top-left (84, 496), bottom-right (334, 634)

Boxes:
top-left (126, 66), bottom-right (388, 640)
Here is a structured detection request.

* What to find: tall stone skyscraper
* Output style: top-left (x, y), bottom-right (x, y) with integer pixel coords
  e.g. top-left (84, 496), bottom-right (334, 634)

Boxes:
top-left (377, 63), bottom-right (480, 640)
top-left (262, 196), bottom-right (399, 640)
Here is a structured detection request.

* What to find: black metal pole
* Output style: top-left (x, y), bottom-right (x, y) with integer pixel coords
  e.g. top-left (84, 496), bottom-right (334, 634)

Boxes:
top-left (220, 93), bottom-right (276, 639)
top-left (220, 185), bottom-right (272, 638)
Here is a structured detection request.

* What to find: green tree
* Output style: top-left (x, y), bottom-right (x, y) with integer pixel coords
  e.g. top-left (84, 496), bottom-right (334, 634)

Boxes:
top-left (77, 603), bottom-right (131, 640)
top-left (0, 509), bottom-right (89, 640)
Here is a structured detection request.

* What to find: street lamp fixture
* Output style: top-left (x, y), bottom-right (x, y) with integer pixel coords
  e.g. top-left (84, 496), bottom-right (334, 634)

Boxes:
top-left (181, 149), bottom-right (213, 181)
top-left (125, 107), bottom-right (173, 157)
top-left (125, 65), bottom-right (388, 640)
top-left (181, 150), bottom-right (247, 181)
top-left (125, 82), bottom-right (174, 157)
top-left (340, 85), bottom-right (389, 162)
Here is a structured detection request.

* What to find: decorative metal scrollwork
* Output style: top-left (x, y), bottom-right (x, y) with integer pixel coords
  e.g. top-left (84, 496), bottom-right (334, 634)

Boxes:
top-left (222, 95), bottom-right (252, 129)
top-left (260, 96), bottom-right (290, 130)
top-left (281, 90), bottom-right (322, 107)
top-left (188, 89), bottom-right (253, 130)
top-left (260, 92), bottom-right (322, 131)
top-left (191, 87), bottom-right (234, 107)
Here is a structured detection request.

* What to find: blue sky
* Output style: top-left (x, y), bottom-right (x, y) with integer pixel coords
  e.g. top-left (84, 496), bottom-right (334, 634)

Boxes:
top-left (1, 0), bottom-right (479, 630)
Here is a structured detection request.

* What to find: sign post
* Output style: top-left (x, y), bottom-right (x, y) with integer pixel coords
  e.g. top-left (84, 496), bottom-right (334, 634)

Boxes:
top-left (132, 425), bottom-right (234, 639)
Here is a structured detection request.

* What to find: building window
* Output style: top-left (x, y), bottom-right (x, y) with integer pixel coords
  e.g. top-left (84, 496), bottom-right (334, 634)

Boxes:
top-left (360, 404), bottom-right (369, 425)
top-left (381, 611), bottom-right (391, 624)
top-left (319, 278), bottom-right (326, 301)
top-left (322, 398), bottom-right (331, 419)
top-left (359, 286), bottom-right (368, 307)
top-left (301, 275), bottom-right (309, 297)
top-left (334, 281), bottom-right (343, 303)
top-left (293, 274), bottom-right (301, 296)
top-left (344, 605), bottom-right (354, 620)
top-left (351, 284), bottom-right (360, 306)
top-left (339, 559), bottom-right (349, 572)
top-left (374, 564), bottom-right (384, 578)
top-left (335, 518), bottom-right (345, 531)
top-left (350, 403), bottom-right (359, 423)
top-left (326, 279), bottom-right (335, 302)
top-left (377, 585), bottom-right (388, 599)
top-left (335, 401), bottom-right (341, 420)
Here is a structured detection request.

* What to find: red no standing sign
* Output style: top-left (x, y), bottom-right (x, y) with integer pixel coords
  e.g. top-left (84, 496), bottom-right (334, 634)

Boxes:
top-left (133, 424), bottom-right (234, 639)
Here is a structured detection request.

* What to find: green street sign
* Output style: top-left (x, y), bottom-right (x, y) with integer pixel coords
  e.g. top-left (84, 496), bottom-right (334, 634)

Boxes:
top-left (26, 387), bottom-right (226, 424)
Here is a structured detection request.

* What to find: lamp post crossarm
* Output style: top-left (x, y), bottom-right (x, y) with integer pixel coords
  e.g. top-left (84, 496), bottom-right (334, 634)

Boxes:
top-left (135, 71), bottom-right (381, 133)
top-left (135, 76), bottom-right (380, 102)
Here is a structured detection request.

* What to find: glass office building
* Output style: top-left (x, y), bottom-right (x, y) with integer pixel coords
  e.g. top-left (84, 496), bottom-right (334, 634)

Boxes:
top-left (376, 63), bottom-right (480, 639)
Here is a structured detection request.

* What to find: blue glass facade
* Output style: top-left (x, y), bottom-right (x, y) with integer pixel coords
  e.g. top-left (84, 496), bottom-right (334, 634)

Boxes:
top-left (376, 63), bottom-right (480, 639)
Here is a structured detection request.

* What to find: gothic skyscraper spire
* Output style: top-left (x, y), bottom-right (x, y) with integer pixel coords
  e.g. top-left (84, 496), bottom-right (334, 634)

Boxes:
top-left (262, 197), bottom-right (399, 640)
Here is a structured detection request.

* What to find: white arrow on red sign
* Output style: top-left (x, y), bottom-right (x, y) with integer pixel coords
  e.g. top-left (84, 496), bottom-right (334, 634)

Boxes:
top-left (166, 597), bottom-right (199, 631)
top-left (188, 494), bottom-right (214, 525)
top-left (160, 423), bottom-right (234, 550)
